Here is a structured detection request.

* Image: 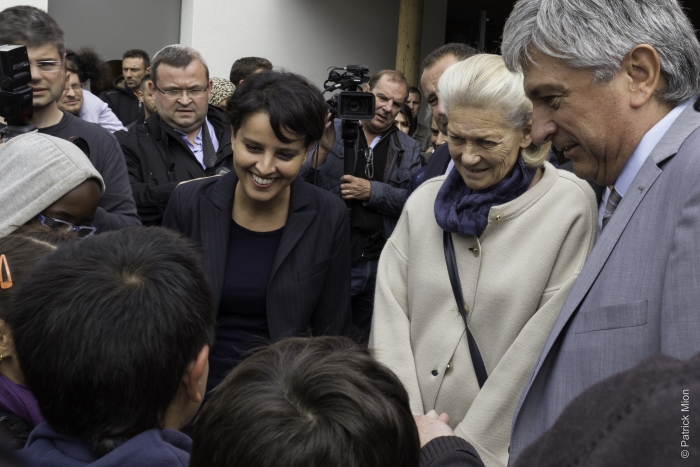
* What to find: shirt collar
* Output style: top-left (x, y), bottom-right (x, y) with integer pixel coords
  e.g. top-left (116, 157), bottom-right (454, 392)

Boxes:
top-left (173, 118), bottom-right (207, 145)
top-left (612, 99), bottom-right (693, 197)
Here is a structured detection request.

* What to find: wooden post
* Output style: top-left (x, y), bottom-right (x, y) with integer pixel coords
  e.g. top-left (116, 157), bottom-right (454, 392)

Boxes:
top-left (395, 0), bottom-right (424, 87)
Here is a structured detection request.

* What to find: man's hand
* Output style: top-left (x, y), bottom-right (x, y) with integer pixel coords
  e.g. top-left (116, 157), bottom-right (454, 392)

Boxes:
top-left (340, 175), bottom-right (371, 201)
top-left (414, 410), bottom-right (454, 448)
top-left (311, 112), bottom-right (335, 168)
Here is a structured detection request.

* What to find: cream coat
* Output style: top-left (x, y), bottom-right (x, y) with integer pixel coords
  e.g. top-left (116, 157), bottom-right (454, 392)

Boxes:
top-left (369, 162), bottom-right (597, 467)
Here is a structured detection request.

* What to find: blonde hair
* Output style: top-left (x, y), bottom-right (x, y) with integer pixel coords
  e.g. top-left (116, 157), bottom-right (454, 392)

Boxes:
top-left (438, 54), bottom-right (550, 167)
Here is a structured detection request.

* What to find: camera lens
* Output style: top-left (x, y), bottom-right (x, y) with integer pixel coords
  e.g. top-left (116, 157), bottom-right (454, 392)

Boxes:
top-left (348, 101), bottom-right (361, 112)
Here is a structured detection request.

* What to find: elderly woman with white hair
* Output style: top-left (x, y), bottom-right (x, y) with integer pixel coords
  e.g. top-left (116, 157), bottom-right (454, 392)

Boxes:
top-left (369, 54), bottom-right (598, 467)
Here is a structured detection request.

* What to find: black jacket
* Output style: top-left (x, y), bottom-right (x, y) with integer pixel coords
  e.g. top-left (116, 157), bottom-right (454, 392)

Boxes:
top-left (299, 119), bottom-right (422, 239)
top-left (100, 76), bottom-right (142, 126)
top-left (162, 171), bottom-right (352, 340)
top-left (116, 105), bottom-right (233, 225)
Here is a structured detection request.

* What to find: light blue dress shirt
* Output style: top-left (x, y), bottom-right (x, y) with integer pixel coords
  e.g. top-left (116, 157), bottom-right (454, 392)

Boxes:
top-left (174, 117), bottom-right (220, 169)
top-left (597, 99), bottom-right (693, 234)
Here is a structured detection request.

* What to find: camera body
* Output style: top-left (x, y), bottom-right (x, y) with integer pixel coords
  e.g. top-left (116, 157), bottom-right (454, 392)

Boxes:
top-left (0, 45), bottom-right (33, 126)
top-left (324, 65), bottom-right (375, 120)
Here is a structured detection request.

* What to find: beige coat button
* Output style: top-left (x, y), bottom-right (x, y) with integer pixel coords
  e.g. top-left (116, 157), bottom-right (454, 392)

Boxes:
top-left (446, 362), bottom-right (454, 374)
top-left (470, 244), bottom-right (480, 257)
top-left (495, 215), bottom-right (502, 221)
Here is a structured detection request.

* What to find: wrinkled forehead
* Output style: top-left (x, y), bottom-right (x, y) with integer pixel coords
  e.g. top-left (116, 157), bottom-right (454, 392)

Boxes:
top-left (521, 49), bottom-right (592, 97)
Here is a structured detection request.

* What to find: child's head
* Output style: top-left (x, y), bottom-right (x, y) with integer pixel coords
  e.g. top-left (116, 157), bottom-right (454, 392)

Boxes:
top-left (9, 227), bottom-right (215, 456)
top-left (0, 227), bottom-right (72, 387)
top-left (190, 336), bottom-right (420, 467)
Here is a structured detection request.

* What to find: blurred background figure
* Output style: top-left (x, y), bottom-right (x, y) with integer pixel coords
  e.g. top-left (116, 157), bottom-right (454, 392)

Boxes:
top-left (125, 74), bottom-right (156, 129)
top-left (406, 86), bottom-right (430, 151)
top-left (60, 56), bottom-right (125, 133)
top-left (208, 77), bottom-right (236, 110)
top-left (229, 56), bottom-right (272, 86)
top-left (100, 49), bottom-right (151, 126)
top-left (394, 103), bottom-right (414, 135)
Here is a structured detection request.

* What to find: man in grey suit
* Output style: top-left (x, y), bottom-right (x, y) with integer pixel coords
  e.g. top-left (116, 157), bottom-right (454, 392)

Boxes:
top-left (499, 0), bottom-right (700, 462)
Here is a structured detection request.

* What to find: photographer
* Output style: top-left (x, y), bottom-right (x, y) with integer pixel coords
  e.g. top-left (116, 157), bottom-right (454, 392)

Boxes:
top-left (299, 70), bottom-right (421, 340)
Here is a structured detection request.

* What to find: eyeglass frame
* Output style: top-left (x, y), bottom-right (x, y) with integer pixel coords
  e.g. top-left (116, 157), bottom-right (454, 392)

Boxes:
top-left (36, 214), bottom-right (97, 239)
top-left (63, 82), bottom-right (83, 93)
top-left (29, 59), bottom-right (64, 74)
top-left (152, 82), bottom-right (210, 100)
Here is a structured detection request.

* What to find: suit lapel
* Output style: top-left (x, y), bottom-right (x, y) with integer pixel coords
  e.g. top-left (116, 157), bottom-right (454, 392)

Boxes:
top-left (200, 171), bottom-right (236, 312)
top-left (269, 178), bottom-right (316, 284)
top-left (525, 98), bottom-right (700, 392)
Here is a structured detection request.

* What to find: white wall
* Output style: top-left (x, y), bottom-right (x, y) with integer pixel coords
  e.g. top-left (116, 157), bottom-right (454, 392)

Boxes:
top-left (0, 0), bottom-right (47, 11)
top-left (181, 0), bottom-right (404, 90)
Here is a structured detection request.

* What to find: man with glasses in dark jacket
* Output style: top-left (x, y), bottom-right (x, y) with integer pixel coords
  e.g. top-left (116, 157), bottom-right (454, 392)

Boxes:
top-left (116, 45), bottom-right (233, 226)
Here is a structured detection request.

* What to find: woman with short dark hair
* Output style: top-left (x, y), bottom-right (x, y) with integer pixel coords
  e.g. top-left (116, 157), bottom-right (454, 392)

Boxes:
top-left (163, 71), bottom-right (352, 394)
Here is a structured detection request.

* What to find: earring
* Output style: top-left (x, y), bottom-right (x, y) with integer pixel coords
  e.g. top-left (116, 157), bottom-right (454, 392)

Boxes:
top-left (0, 355), bottom-right (4, 363)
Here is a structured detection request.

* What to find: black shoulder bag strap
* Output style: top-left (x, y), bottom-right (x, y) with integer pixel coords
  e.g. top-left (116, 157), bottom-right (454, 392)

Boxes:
top-left (443, 230), bottom-right (488, 388)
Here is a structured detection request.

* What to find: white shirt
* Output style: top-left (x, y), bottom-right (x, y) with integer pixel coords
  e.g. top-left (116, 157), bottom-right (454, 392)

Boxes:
top-left (597, 99), bottom-right (693, 233)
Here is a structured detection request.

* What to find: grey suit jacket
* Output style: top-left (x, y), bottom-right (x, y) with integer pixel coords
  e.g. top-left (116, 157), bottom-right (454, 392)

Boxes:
top-left (509, 98), bottom-right (700, 463)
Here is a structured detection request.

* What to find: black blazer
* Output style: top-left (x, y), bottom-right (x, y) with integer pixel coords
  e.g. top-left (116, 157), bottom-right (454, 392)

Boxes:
top-left (162, 171), bottom-right (352, 341)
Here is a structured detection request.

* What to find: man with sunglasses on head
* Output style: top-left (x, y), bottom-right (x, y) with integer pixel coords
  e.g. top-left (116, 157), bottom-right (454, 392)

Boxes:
top-left (116, 45), bottom-right (233, 226)
top-left (0, 6), bottom-right (141, 234)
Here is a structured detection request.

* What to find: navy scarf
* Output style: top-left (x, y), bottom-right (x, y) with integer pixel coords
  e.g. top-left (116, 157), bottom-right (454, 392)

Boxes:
top-left (434, 157), bottom-right (536, 237)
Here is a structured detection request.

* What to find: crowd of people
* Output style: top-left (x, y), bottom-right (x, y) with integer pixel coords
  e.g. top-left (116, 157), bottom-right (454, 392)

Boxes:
top-left (0, 0), bottom-right (699, 466)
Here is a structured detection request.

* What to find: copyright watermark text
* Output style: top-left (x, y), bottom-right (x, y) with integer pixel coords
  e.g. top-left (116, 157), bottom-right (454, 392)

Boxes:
top-left (681, 389), bottom-right (690, 459)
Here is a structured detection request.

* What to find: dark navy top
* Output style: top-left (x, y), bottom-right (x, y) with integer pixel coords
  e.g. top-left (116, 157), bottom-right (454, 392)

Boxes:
top-left (207, 220), bottom-right (284, 393)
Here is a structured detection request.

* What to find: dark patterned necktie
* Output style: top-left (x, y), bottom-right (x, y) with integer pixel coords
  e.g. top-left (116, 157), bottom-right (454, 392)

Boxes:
top-left (602, 188), bottom-right (622, 230)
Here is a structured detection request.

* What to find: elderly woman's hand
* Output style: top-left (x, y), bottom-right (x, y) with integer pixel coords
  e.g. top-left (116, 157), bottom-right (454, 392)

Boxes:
top-left (340, 175), bottom-right (371, 201)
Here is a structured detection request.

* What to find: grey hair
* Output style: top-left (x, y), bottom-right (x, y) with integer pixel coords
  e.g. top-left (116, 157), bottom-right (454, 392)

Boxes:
top-left (501, 0), bottom-right (700, 105)
top-left (439, 54), bottom-right (550, 167)
top-left (151, 45), bottom-right (209, 85)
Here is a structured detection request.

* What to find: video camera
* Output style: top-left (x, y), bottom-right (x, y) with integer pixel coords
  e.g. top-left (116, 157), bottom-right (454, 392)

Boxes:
top-left (0, 44), bottom-right (36, 141)
top-left (321, 65), bottom-right (377, 188)
top-left (323, 65), bottom-right (375, 120)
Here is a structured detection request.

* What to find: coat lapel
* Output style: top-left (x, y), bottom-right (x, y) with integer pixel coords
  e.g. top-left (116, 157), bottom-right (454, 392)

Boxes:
top-left (526, 98), bottom-right (700, 391)
top-left (200, 171), bottom-right (236, 312)
top-left (269, 177), bottom-right (316, 284)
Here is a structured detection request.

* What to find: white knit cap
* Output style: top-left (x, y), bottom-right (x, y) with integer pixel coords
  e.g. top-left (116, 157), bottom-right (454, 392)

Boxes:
top-left (0, 132), bottom-right (105, 238)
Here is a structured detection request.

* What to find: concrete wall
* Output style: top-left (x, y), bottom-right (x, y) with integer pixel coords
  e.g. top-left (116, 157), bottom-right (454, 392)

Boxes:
top-left (48, 0), bottom-right (181, 61)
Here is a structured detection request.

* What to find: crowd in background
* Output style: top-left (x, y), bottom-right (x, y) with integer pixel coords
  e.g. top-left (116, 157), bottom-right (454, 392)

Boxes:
top-left (0, 0), bottom-right (700, 466)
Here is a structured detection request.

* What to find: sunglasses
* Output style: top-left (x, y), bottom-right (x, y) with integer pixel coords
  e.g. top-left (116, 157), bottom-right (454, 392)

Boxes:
top-left (37, 214), bottom-right (97, 239)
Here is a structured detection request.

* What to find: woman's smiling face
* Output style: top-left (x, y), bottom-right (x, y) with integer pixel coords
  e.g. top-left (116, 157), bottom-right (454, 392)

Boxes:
top-left (231, 111), bottom-right (310, 205)
top-left (446, 106), bottom-right (532, 191)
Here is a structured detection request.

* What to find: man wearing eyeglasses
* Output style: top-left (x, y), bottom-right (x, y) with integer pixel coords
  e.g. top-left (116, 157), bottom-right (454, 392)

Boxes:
top-left (116, 45), bottom-right (233, 226)
top-left (0, 6), bottom-right (141, 233)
